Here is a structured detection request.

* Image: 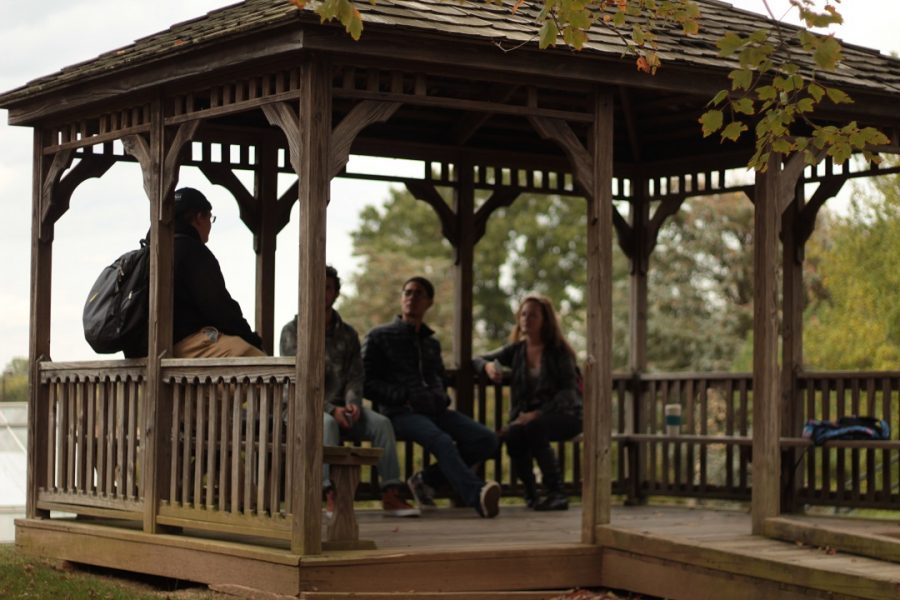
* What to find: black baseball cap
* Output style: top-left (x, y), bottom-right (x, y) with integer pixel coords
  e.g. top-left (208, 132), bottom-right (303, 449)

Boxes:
top-left (174, 187), bottom-right (212, 217)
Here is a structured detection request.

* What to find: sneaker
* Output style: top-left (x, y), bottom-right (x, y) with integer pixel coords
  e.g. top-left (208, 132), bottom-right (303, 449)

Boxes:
top-left (324, 487), bottom-right (336, 520)
top-left (534, 491), bottom-right (569, 511)
top-left (477, 480), bottom-right (501, 518)
top-left (381, 486), bottom-right (421, 517)
top-left (407, 471), bottom-right (438, 511)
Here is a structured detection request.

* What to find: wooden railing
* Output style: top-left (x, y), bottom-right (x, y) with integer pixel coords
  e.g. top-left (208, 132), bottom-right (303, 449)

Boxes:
top-left (37, 361), bottom-right (146, 520)
top-left (792, 372), bottom-right (900, 510)
top-left (158, 358), bottom-right (295, 539)
top-left (626, 373), bottom-right (754, 503)
top-left (32, 360), bottom-right (900, 539)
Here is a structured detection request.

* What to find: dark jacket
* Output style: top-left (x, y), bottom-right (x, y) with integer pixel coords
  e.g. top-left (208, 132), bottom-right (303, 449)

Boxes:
top-left (280, 310), bottom-right (364, 415)
top-left (173, 224), bottom-right (261, 348)
top-left (362, 317), bottom-right (450, 417)
top-left (473, 341), bottom-right (582, 421)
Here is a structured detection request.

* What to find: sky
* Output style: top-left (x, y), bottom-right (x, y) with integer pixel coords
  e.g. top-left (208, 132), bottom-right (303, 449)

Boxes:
top-left (1, 0), bottom-right (898, 370)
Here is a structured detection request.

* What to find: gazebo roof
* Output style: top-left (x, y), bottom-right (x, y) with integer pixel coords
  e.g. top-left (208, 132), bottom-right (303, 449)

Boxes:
top-left (2, 0), bottom-right (899, 108)
top-left (2, 0), bottom-right (898, 176)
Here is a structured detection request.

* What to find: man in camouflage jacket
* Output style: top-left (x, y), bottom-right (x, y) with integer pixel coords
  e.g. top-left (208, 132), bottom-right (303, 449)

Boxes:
top-left (280, 266), bottom-right (418, 517)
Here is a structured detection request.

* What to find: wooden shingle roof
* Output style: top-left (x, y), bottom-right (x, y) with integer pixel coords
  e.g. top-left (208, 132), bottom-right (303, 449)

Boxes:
top-left (2, 0), bottom-right (899, 108)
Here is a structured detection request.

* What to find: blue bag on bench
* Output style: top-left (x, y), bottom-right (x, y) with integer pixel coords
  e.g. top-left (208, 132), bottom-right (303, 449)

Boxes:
top-left (802, 416), bottom-right (890, 446)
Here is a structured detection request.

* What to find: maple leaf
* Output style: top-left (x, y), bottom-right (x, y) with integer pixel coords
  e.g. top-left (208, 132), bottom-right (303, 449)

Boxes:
top-left (636, 56), bottom-right (651, 74)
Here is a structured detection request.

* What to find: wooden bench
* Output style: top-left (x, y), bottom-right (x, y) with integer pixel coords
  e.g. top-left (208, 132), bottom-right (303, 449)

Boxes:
top-left (322, 445), bottom-right (382, 551)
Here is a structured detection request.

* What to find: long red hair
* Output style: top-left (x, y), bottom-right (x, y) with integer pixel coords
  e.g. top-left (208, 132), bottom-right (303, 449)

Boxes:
top-left (509, 294), bottom-right (575, 358)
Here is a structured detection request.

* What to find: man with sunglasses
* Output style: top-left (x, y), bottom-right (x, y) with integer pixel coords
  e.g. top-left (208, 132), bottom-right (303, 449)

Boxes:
top-left (362, 276), bottom-right (501, 518)
top-left (171, 187), bottom-right (264, 358)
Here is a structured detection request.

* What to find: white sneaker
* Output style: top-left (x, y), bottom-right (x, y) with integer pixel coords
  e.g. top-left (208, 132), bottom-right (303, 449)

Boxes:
top-left (477, 480), bottom-right (501, 518)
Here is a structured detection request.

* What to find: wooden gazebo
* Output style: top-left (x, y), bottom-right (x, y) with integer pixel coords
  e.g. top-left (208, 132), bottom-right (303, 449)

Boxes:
top-left (4, 0), bottom-right (900, 597)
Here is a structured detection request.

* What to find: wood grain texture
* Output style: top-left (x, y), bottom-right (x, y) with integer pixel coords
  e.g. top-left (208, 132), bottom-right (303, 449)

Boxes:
top-left (751, 156), bottom-right (782, 533)
top-left (291, 54), bottom-right (332, 555)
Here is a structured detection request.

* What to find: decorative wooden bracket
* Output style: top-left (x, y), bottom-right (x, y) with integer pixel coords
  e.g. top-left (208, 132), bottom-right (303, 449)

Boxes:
top-left (262, 102), bottom-right (301, 174)
top-left (330, 100), bottom-right (400, 177)
top-left (122, 120), bottom-right (199, 213)
top-left (199, 163), bottom-right (259, 233)
top-left (777, 152), bottom-right (809, 215)
top-left (473, 187), bottom-right (521, 244)
top-left (40, 152), bottom-right (116, 242)
top-left (611, 206), bottom-right (633, 260)
top-left (264, 98), bottom-right (401, 228)
top-left (276, 180), bottom-right (299, 234)
top-left (607, 195), bottom-right (685, 275)
top-left (120, 134), bottom-right (152, 195)
top-left (783, 175), bottom-right (846, 264)
top-left (528, 115), bottom-right (593, 196)
top-left (38, 149), bottom-right (74, 242)
top-left (163, 121), bottom-right (200, 197)
top-left (405, 179), bottom-right (457, 247)
top-left (643, 196), bottom-right (686, 267)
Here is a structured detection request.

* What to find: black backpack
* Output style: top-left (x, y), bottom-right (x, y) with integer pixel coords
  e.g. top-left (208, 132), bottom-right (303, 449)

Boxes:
top-left (82, 239), bottom-right (150, 358)
top-left (802, 416), bottom-right (891, 446)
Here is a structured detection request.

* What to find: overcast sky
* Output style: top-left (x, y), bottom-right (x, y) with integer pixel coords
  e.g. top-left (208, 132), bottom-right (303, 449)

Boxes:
top-left (1, 0), bottom-right (898, 370)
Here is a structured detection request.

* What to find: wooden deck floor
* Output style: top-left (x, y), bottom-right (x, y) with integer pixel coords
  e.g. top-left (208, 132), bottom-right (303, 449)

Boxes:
top-left (16, 504), bottom-right (900, 599)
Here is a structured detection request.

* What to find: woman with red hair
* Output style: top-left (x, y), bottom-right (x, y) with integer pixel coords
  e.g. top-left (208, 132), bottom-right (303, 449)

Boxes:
top-left (474, 294), bottom-right (583, 510)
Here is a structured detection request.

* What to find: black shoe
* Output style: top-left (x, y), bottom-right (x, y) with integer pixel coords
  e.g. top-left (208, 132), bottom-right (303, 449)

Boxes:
top-left (407, 471), bottom-right (438, 512)
top-left (524, 491), bottom-right (539, 509)
top-left (534, 491), bottom-right (568, 511)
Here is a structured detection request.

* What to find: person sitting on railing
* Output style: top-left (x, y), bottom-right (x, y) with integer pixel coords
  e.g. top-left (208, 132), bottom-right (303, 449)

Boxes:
top-left (280, 265), bottom-right (420, 518)
top-left (170, 187), bottom-right (265, 358)
top-left (474, 294), bottom-right (582, 511)
top-left (362, 276), bottom-right (502, 518)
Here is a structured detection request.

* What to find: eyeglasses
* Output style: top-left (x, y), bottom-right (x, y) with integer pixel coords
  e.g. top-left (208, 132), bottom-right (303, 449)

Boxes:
top-left (402, 288), bottom-right (428, 298)
top-left (208, 214), bottom-right (217, 223)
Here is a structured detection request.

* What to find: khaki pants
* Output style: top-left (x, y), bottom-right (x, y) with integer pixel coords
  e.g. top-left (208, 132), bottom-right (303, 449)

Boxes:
top-left (173, 328), bottom-right (266, 358)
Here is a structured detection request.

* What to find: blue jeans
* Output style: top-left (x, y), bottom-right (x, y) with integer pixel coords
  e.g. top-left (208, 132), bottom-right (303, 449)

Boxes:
top-left (390, 410), bottom-right (499, 507)
top-left (323, 406), bottom-right (401, 488)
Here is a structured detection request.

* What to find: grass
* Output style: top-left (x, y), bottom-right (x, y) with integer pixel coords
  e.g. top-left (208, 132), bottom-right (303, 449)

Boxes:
top-left (0, 544), bottom-right (229, 600)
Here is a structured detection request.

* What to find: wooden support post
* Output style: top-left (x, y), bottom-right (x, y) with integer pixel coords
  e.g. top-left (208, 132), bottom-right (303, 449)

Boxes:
top-left (255, 144), bottom-right (278, 355)
top-left (322, 446), bottom-right (382, 551)
top-left (752, 156), bottom-right (781, 534)
top-left (453, 162), bottom-right (475, 415)
top-left (27, 129), bottom-right (52, 519)
top-left (780, 182), bottom-right (804, 514)
top-left (290, 55), bottom-right (331, 556)
top-left (125, 109), bottom-right (196, 534)
top-left (143, 96), bottom-right (174, 534)
top-left (626, 180), bottom-right (649, 505)
top-left (582, 92), bottom-right (614, 542)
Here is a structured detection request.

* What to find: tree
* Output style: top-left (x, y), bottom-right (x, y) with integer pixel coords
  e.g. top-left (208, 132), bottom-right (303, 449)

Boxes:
top-left (803, 170), bottom-right (900, 370)
top-left (338, 188), bottom-right (457, 349)
top-left (340, 186), bottom-right (768, 372)
top-left (292, 0), bottom-right (888, 171)
top-left (1, 357), bottom-right (28, 403)
top-left (648, 193), bottom-right (756, 371)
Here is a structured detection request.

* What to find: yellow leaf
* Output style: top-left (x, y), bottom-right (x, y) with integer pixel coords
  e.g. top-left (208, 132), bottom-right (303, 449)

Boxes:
top-left (721, 121), bottom-right (748, 142)
top-left (699, 110), bottom-right (724, 137)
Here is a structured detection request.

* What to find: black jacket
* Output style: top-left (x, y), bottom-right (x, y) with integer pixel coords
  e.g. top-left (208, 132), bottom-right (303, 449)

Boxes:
top-left (473, 341), bottom-right (582, 421)
top-left (362, 317), bottom-right (450, 417)
top-left (173, 224), bottom-right (261, 348)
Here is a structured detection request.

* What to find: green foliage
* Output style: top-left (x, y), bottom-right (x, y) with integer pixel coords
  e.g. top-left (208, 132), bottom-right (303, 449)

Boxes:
top-left (699, 1), bottom-right (889, 170)
top-left (338, 188), bottom-right (456, 348)
top-left (1, 357), bottom-right (28, 402)
top-left (804, 170), bottom-right (900, 370)
top-left (342, 187), bottom-right (767, 372)
top-left (647, 194), bottom-right (756, 371)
